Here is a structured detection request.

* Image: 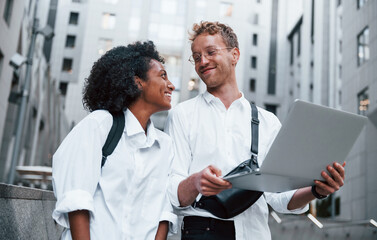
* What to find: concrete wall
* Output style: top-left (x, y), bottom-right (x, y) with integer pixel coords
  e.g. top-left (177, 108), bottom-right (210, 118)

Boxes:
top-left (0, 183), bottom-right (63, 240)
top-left (269, 214), bottom-right (377, 240)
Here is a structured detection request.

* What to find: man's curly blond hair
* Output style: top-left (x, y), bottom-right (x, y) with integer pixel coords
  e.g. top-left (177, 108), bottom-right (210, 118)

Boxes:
top-left (189, 21), bottom-right (239, 49)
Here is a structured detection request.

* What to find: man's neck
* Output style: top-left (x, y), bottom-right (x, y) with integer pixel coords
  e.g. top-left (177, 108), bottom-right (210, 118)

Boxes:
top-left (207, 82), bottom-right (241, 109)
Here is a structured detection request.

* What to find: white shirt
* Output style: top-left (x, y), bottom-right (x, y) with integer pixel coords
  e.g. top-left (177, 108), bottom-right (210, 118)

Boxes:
top-left (52, 109), bottom-right (177, 240)
top-left (165, 92), bottom-right (308, 240)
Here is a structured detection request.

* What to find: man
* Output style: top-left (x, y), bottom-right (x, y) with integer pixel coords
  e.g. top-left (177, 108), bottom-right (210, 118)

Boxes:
top-left (165, 21), bottom-right (345, 240)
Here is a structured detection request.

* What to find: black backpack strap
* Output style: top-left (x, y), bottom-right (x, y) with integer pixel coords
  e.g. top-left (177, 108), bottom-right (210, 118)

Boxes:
top-left (101, 111), bottom-right (125, 167)
top-left (250, 103), bottom-right (259, 167)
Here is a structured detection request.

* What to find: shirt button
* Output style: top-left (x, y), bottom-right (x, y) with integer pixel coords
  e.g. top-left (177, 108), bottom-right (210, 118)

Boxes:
top-left (206, 227), bottom-right (210, 231)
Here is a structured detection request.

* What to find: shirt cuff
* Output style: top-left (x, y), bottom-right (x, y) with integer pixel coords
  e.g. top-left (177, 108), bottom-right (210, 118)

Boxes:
top-left (160, 211), bottom-right (179, 235)
top-left (284, 190), bottom-right (309, 214)
top-left (265, 190), bottom-right (308, 214)
top-left (168, 174), bottom-right (191, 209)
top-left (52, 189), bottom-right (94, 228)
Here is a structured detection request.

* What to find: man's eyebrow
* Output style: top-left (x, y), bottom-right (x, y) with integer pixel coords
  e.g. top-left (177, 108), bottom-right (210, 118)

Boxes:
top-left (192, 45), bottom-right (217, 54)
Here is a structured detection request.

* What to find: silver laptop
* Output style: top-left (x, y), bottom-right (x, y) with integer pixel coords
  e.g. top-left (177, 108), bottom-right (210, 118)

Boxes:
top-left (223, 99), bottom-right (368, 192)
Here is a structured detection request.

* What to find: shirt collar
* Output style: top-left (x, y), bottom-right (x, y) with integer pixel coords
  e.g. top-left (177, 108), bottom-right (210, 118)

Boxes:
top-left (124, 109), bottom-right (160, 148)
top-left (203, 91), bottom-right (217, 104)
top-left (203, 90), bottom-right (246, 108)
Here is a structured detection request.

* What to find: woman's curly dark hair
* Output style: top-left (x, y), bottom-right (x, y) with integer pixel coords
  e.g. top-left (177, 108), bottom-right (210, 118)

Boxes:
top-left (82, 41), bottom-right (164, 112)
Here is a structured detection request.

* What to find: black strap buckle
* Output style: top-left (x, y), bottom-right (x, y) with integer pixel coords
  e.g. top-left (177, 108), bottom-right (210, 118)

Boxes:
top-left (251, 117), bottom-right (259, 125)
top-left (251, 154), bottom-right (258, 165)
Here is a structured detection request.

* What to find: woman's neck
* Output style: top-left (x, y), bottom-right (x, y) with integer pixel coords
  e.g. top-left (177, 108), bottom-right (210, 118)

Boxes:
top-left (128, 102), bottom-right (152, 133)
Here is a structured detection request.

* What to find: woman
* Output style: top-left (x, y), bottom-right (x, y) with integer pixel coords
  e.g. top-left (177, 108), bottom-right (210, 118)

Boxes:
top-left (52, 41), bottom-right (177, 239)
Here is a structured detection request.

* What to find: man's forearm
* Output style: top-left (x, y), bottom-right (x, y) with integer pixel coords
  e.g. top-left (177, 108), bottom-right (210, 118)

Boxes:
top-left (178, 173), bottom-right (200, 207)
top-left (287, 187), bottom-right (315, 210)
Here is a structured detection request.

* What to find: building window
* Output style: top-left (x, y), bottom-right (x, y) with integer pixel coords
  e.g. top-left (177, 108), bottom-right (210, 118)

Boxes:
top-left (338, 65), bottom-right (342, 79)
top-left (358, 88), bottom-right (369, 115)
top-left (3, 0), bottom-right (14, 25)
top-left (289, 38), bottom-right (294, 65)
top-left (251, 56), bottom-right (257, 69)
top-left (65, 35), bottom-right (76, 48)
top-left (357, 27), bottom-right (369, 66)
top-left (357, 0), bottom-right (368, 9)
top-left (72, 0), bottom-right (82, 2)
top-left (339, 40), bottom-right (342, 53)
top-left (265, 104), bottom-right (277, 115)
top-left (256, 0), bottom-right (261, 3)
top-left (62, 58), bottom-right (73, 73)
top-left (103, 0), bottom-right (118, 3)
top-left (161, 0), bottom-right (178, 15)
top-left (98, 38), bottom-right (113, 55)
top-left (59, 82), bottom-right (68, 96)
top-left (253, 13), bottom-right (259, 25)
top-left (252, 34), bottom-right (258, 46)
top-left (316, 195), bottom-right (341, 218)
top-left (0, 50), bottom-right (4, 79)
top-left (69, 12), bottom-right (79, 25)
top-left (249, 78), bottom-right (256, 92)
top-left (219, 2), bottom-right (233, 17)
top-left (102, 13), bottom-right (116, 29)
top-left (337, 0), bottom-right (341, 6)
top-left (297, 28), bottom-right (301, 56)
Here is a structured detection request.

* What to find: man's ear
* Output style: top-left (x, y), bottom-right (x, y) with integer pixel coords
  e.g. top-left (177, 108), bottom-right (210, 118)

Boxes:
top-left (231, 48), bottom-right (240, 65)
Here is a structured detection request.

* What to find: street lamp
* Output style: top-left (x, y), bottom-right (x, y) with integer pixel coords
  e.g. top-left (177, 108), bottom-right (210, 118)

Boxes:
top-left (7, 6), bottom-right (54, 184)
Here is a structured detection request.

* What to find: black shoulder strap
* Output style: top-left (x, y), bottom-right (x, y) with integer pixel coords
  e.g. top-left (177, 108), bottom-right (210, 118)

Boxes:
top-left (250, 103), bottom-right (259, 167)
top-left (101, 111), bottom-right (125, 167)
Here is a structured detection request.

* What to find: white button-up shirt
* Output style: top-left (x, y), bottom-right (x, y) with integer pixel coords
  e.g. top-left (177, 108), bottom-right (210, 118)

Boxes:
top-left (165, 92), bottom-right (308, 240)
top-left (52, 109), bottom-right (177, 240)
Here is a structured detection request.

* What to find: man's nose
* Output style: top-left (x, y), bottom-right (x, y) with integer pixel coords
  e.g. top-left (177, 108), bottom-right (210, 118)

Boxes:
top-left (199, 54), bottom-right (210, 65)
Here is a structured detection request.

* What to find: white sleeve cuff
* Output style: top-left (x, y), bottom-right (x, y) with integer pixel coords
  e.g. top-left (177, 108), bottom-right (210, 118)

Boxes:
top-left (265, 190), bottom-right (308, 214)
top-left (160, 211), bottom-right (179, 235)
top-left (288, 204), bottom-right (309, 214)
top-left (52, 189), bottom-right (94, 228)
top-left (168, 174), bottom-right (190, 209)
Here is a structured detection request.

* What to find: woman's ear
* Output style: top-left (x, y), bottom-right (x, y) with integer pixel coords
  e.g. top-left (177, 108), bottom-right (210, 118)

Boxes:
top-left (134, 76), bottom-right (143, 90)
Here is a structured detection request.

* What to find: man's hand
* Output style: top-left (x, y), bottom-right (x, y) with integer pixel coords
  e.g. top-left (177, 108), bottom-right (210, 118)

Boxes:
top-left (193, 165), bottom-right (232, 196)
top-left (177, 165), bottom-right (232, 207)
top-left (314, 162), bottom-right (346, 196)
top-left (288, 161), bottom-right (346, 210)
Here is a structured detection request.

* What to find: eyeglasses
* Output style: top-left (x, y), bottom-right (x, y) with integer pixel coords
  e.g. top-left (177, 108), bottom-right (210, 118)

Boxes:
top-left (188, 47), bottom-right (234, 64)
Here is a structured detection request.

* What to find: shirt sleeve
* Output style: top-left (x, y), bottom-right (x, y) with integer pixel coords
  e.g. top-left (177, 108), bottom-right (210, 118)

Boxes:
top-left (158, 142), bottom-right (178, 235)
top-left (159, 193), bottom-right (179, 235)
top-left (164, 106), bottom-right (192, 209)
top-left (52, 113), bottom-right (108, 228)
top-left (265, 191), bottom-right (309, 214)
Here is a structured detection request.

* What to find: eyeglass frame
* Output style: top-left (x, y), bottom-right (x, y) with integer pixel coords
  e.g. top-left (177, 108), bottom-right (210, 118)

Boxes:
top-left (188, 47), bottom-right (235, 65)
